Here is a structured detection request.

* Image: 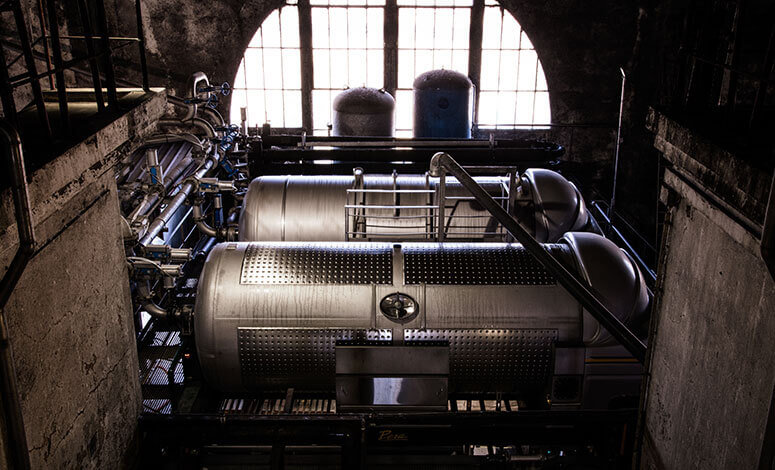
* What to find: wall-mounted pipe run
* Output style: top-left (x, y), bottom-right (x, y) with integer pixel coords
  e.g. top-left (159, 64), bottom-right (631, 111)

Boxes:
top-left (139, 152), bottom-right (219, 246)
top-left (429, 152), bottom-right (648, 363)
top-left (0, 119), bottom-right (33, 470)
top-left (159, 118), bottom-right (216, 139)
top-left (762, 171), bottom-right (775, 280)
top-left (167, 95), bottom-right (225, 128)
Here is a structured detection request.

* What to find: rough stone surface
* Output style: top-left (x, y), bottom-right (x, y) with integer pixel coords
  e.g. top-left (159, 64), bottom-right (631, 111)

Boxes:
top-left (4, 181), bottom-right (141, 469)
top-left (642, 134), bottom-right (775, 469)
top-left (0, 91), bottom-right (166, 469)
top-left (0, 90), bottom-right (167, 276)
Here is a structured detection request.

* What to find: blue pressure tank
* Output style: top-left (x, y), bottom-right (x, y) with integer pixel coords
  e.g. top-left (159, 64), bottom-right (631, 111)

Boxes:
top-left (413, 69), bottom-right (473, 138)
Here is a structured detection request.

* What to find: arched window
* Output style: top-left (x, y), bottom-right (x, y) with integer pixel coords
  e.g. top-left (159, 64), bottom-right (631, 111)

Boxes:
top-left (230, 0), bottom-right (550, 135)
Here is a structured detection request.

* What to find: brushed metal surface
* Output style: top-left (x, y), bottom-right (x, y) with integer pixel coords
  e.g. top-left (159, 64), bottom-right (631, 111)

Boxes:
top-left (194, 235), bottom-right (648, 394)
top-left (238, 172), bottom-right (588, 243)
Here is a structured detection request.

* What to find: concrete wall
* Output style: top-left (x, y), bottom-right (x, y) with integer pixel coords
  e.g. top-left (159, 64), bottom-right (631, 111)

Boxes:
top-left (641, 111), bottom-right (775, 469)
top-left (0, 91), bottom-right (167, 468)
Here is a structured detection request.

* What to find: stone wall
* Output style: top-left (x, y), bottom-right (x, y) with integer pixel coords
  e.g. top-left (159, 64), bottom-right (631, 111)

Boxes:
top-left (0, 90), bottom-right (167, 468)
top-left (641, 111), bottom-right (775, 469)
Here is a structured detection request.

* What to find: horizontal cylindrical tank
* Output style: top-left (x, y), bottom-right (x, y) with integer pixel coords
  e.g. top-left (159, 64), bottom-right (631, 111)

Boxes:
top-left (413, 69), bottom-right (473, 138)
top-left (332, 87), bottom-right (395, 137)
top-left (194, 233), bottom-right (649, 393)
top-left (238, 170), bottom-right (589, 243)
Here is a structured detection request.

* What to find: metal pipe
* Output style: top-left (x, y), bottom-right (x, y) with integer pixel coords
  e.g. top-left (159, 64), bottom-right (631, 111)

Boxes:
top-left (608, 67), bottom-right (626, 217)
top-left (201, 106), bottom-right (225, 127)
top-left (0, 120), bottom-right (33, 470)
top-left (159, 118), bottom-right (215, 139)
top-left (429, 152), bottom-right (647, 362)
top-left (139, 152), bottom-right (219, 245)
top-left (761, 171), bottom-right (775, 280)
top-left (136, 281), bottom-right (167, 318)
top-left (192, 204), bottom-right (217, 238)
top-left (134, 0), bottom-right (150, 91)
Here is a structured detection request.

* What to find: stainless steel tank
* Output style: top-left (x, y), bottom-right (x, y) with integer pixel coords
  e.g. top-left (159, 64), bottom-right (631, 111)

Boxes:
top-left (238, 170), bottom-right (589, 243)
top-left (413, 69), bottom-right (473, 138)
top-left (194, 233), bottom-right (649, 394)
top-left (332, 87), bottom-right (395, 137)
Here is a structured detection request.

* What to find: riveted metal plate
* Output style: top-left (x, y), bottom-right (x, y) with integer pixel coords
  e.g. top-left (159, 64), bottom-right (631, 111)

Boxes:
top-left (240, 243), bottom-right (393, 284)
top-left (403, 244), bottom-right (561, 285)
top-left (404, 328), bottom-right (558, 395)
top-left (238, 328), bottom-right (392, 390)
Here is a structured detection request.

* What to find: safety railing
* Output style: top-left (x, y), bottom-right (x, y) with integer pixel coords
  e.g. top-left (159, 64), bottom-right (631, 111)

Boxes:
top-left (0, 0), bottom-right (150, 138)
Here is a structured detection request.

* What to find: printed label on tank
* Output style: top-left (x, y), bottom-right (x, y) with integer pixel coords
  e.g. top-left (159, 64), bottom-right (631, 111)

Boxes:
top-left (403, 244), bottom-right (560, 285)
top-left (240, 242), bottom-right (393, 284)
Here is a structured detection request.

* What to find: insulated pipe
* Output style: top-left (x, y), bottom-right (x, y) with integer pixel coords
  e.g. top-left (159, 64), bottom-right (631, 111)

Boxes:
top-left (0, 119), bottom-right (33, 470)
top-left (139, 152), bottom-right (219, 245)
top-left (159, 118), bottom-right (216, 139)
top-left (429, 152), bottom-right (648, 363)
top-left (168, 94), bottom-right (224, 127)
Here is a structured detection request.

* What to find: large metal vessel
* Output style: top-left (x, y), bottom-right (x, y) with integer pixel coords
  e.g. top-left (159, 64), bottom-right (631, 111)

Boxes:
top-left (332, 87), bottom-right (395, 137)
top-left (238, 169), bottom-right (589, 243)
top-left (194, 233), bottom-right (649, 397)
top-left (413, 69), bottom-right (473, 138)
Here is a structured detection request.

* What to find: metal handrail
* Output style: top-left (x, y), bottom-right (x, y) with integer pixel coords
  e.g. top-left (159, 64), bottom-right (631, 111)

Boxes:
top-left (0, 119), bottom-right (34, 470)
top-left (429, 152), bottom-right (648, 363)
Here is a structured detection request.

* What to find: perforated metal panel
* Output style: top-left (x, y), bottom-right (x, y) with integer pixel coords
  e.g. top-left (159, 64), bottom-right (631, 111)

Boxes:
top-left (404, 328), bottom-right (558, 395)
top-left (240, 243), bottom-right (393, 284)
top-left (238, 328), bottom-right (392, 390)
top-left (403, 245), bottom-right (561, 285)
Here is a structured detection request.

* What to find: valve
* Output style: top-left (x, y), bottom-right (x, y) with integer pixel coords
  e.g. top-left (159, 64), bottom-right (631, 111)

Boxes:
top-left (197, 82), bottom-right (230, 96)
top-left (198, 177), bottom-right (236, 193)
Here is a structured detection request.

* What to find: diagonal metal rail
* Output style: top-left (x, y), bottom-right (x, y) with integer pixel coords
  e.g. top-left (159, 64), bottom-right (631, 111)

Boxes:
top-left (429, 152), bottom-right (647, 363)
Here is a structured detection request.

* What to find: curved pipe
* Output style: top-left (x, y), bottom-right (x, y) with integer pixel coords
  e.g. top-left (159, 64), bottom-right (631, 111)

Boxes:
top-left (168, 94), bottom-right (225, 128)
top-left (159, 118), bottom-right (216, 139)
top-left (137, 281), bottom-right (167, 318)
top-left (192, 204), bottom-right (217, 238)
top-left (0, 119), bottom-right (33, 470)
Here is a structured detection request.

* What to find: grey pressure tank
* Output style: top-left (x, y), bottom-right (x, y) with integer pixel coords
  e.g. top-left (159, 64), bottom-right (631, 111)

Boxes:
top-left (238, 170), bottom-right (589, 243)
top-left (194, 233), bottom-right (650, 394)
top-left (332, 87), bottom-right (395, 137)
top-left (413, 69), bottom-right (473, 138)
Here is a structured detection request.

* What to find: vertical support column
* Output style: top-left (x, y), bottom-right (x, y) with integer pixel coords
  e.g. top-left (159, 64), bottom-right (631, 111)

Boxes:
top-left (298, 0), bottom-right (314, 132)
top-left (45, 0), bottom-right (70, 133)
top-left (135, 0), bottom-right (150, 91)
top-left (94, 0), bottom-right (119, 108)
top-left (13, 1), bottom-right (51, 137)
top-left (437, 172), bottom-right (446, 241)
top-left (383, 0), bottom-right (398, 97)
top-left (467, 0), bottom-right (484, 130)
top-left (76, 0), bottom-right (105, 112)
top-left (0, 44), bottom-right (18, 127)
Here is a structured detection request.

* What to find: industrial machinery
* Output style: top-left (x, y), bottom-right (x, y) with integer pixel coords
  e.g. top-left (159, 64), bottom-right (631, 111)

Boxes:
top-left (413, 69), bottom-right (474, 138)
top-left (332, 87), bottom-right (396, 137)
top-left (122, 73), bottom-right (654, 468)
top-left (238, 169), bottom-right (589, 242)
